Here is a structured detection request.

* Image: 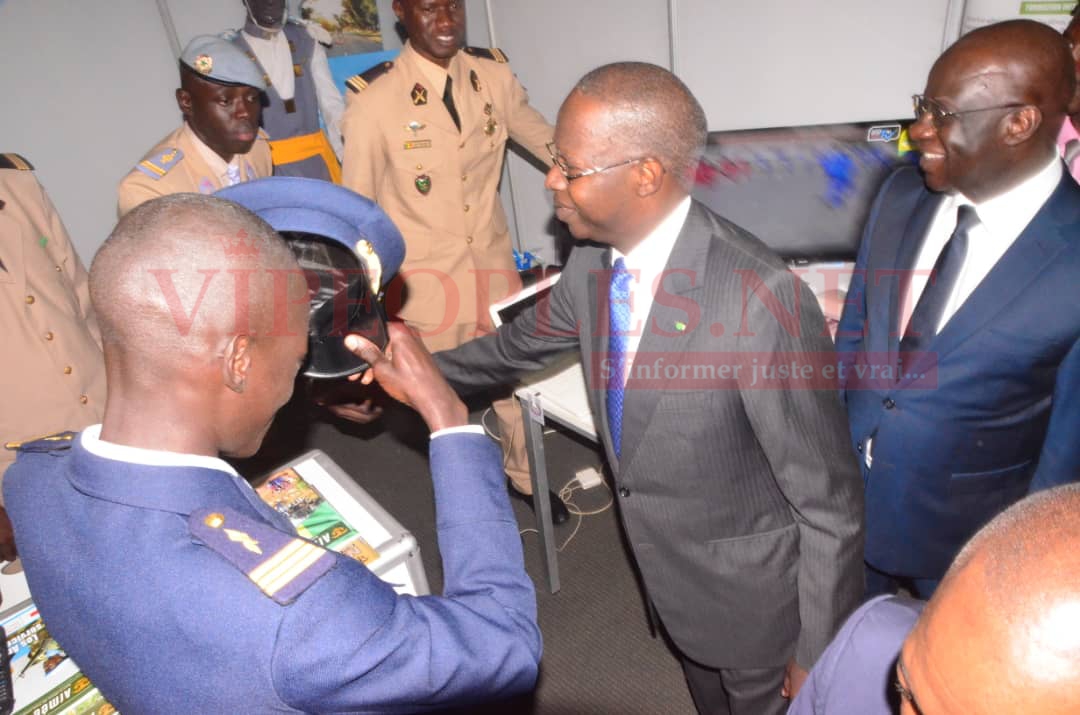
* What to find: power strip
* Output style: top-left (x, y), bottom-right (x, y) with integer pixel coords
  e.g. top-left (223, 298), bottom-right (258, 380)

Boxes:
top-left (575, 466), bottom-right (604, 490)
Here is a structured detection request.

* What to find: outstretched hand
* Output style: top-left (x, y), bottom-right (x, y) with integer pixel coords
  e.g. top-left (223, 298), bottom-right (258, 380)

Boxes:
top-left (781, 658), bottom-right (809, 700)
top-left (344, 323), bottom-right (467, 432)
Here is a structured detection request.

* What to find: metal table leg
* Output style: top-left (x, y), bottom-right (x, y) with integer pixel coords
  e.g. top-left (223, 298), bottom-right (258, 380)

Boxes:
top-left (519, 392), bottom-right (560, 593)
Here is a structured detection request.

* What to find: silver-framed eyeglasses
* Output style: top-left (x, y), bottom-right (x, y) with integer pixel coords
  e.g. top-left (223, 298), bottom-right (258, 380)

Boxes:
top-left (912, 94), bottom-right (1028, 127)
top-left (547, 142), bottom-right (643, 181)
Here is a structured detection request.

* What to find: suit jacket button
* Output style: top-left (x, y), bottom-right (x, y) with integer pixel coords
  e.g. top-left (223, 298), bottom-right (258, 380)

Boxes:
top-left (856, 443), bottom-right (864, 453)
top-left (883, 398), bottom-right (895, 409)
top-left (618, 487), bottom-right (630, 498)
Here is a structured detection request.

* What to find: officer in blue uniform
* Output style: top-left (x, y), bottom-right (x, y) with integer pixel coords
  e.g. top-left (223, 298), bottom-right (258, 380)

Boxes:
top-left (4, 182), bottom-right (540, 714)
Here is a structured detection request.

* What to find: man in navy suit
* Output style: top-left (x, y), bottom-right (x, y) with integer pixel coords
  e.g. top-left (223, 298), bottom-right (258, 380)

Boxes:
top-left (836, 19), bottom-right (1080, 599)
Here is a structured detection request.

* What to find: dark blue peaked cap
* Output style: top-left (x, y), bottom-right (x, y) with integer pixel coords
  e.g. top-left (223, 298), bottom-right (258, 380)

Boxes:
top-left (216, 177), bottom-right (405, 287)
top-left (216, 177), bottom-right (404, 379)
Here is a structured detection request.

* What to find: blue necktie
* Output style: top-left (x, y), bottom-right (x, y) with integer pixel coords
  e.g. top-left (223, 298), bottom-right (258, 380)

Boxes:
top-left (901, 204), bottom-right (979, 353)
top-left (607, 257), bottom-right (632, 457)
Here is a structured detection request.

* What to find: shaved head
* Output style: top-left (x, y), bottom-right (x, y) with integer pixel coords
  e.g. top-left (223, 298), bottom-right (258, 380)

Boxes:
top-left (898, 484), bottom-right (1080, 714)
top-left (90, 194), bottom-right (309, 457)
top-left (91, 193), bottom-right (299, 369)
top-left (572, 62), bottom-right (707, 190)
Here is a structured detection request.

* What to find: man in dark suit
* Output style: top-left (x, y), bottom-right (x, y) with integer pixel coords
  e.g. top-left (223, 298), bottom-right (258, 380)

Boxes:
top-left (836, 19), bottom-right (1080, 600)
top-left (789, 483), bottom-right (1080, 715)
top-left (435, 62), bottom-right (864, 714)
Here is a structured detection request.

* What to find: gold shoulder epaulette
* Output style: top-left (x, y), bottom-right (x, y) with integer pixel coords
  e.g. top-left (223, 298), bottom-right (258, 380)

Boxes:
top-left (463, 46), bottom-right (509, 63)
top-left (135, 147), bottom-right (184, 180)
top-left (346, 60), bottom-right (394, 94)
top-left (0, 153), bottom-right (34, 171)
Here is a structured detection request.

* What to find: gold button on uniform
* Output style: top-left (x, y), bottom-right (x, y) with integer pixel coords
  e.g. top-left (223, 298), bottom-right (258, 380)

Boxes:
top-left (44, 331), bottom-right (54, 341)
top-left (204, 513), bottom-right (225, 528)
top-left (463, 204), bottom-right (470, 213)
top-left (64, 366), bottom-right (73, 375)
top-left (25, 295), bottom-right (34, 305)
top-left (79, 395), bottom-right (88, 404)
top-left (466, 236), bottom-right (474, 244)
top-left (461, 174), bottom-right (468, 182)
top-left (54, 265), bottom-right (62, 272)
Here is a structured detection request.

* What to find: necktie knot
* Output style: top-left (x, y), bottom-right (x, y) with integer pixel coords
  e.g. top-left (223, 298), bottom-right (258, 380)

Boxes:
top-left (1065, 138), bottom-right (1080, 166)
top-left (954, 204), bottom-right (980, 239)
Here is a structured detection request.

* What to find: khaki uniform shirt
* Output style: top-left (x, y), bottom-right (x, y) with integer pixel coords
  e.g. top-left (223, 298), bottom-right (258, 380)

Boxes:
top-left (117, 123), bottom-right (272, 217)
top-left (341, 42), bottom-right (552, 342)
top-left (0, 163), bottom-right (106, 485)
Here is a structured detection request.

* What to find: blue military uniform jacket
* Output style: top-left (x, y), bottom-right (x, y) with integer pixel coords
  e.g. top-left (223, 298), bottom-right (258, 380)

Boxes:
top-left (788, 595), bottom-right (924, 715)
top-left (4, 427), bottom-right (539, 713)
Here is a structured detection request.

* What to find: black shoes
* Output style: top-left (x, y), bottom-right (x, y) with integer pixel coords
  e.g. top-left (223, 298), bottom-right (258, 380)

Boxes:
top-left (509, 484), bottom-right (571, 525)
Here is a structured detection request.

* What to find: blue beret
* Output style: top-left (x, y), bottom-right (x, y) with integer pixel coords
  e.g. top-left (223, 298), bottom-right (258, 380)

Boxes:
top-left (215, 177), bottom-right (405, 287)
top-left (216, 177), bottom-right (406, 380)
top-left (181, 35), bottom-right (267, 91)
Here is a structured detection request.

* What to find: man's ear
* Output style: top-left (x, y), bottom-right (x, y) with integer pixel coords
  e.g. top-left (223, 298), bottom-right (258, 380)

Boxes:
top-left (222, 335), bottom-right (252, 394)
top-left (634, 158), bottom-right (666, 197)
top-left (392, 0), bottom-right (405, 23)
top-left (176, 88), bottom-right (193, 119)
top-left (1002, 105), bottom-right (1041, 146)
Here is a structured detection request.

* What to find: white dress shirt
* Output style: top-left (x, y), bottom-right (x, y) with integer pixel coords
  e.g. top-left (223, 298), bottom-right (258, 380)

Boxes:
top-left (902, 156), bottom-right (1061, 334)
top-left (611, 195), bottom-right (692, 385)
top-left (242, 26), bottom-right (346, 159)
top-left (185, 123), bottom-right (245, 186)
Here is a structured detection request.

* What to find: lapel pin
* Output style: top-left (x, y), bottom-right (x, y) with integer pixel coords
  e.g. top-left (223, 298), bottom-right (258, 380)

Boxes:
top-left (674, 321), bottom-right (687, 332)
top-left (405, 121), bottom-right (426, 135)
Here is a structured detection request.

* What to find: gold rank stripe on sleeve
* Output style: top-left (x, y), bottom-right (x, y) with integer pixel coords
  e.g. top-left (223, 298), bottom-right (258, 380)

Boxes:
top-left (490, 47), bottom-right (508, 64)
top-left (248, 538), bottom-right (327, 597)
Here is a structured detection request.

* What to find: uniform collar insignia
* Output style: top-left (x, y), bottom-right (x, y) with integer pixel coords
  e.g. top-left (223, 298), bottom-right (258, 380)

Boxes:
top-left (411, 83), bottom-right (428, 106)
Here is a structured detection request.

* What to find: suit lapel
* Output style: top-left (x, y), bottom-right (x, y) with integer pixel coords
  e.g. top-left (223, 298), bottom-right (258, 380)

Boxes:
top-left (618, 203), bottom-right (708, 471)
top-left (899, 175), bottom-right (1079, 383)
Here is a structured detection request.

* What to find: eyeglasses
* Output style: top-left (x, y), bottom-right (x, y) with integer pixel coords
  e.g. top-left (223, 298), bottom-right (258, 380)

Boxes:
top-left (547, 142), bottom-right (643, 182)
top-left (912, 94), bottom-right (1028, 127)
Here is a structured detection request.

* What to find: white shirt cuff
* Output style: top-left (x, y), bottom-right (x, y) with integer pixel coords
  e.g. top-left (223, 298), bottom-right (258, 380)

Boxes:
top-left (431, 425), bottom-right (486, 440)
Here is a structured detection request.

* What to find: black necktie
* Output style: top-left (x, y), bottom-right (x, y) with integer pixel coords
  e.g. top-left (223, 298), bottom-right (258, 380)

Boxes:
top-left (1065, 139), bottom-right (1080, 167)
top-left (442, 76), bottom-right (461, 131)
top-left (901, 204), bottom-right (979, 352)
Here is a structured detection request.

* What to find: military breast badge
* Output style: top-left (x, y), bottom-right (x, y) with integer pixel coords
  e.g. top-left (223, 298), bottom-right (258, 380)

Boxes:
top-left (415, 174), bottom-right (431, 195)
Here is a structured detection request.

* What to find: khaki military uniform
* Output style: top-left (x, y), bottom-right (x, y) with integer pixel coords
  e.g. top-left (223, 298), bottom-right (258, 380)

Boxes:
top-left (0, 156), bottom-right (106, 486)
top-left (117, 123), bottom-right (272, 217)
top-left (341, 42), bottom-right (553, 492)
